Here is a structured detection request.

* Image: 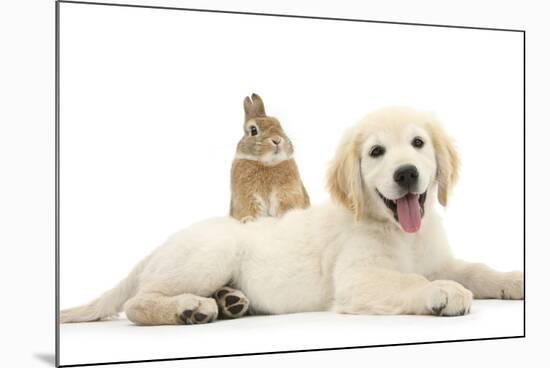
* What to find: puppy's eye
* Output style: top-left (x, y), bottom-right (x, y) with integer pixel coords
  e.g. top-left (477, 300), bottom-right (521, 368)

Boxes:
top-left (369, 145), bottom-right (385, 158)
top-left (250, 126), bottom-right (258, 136)
top-left (412, 137), bottom-right (424, 148)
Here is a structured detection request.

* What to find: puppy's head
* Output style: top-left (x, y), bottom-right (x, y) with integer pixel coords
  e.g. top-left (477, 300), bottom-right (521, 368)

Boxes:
top-left (327, 107), bottom-right (459, 233)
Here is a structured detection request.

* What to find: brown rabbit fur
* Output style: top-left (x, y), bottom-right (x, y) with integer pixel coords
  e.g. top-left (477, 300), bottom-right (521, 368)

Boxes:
top-left (230, 93), bottom-right (310, 223)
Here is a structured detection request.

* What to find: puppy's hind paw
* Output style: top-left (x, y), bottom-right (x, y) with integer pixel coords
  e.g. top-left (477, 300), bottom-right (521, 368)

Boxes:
top-left (214, 287), bottom-right (250, 319)
top-left (178, 297), bottom-right (218, 325)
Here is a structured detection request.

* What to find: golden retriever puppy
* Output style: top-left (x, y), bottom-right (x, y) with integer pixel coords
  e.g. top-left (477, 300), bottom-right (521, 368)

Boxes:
top-left (61, 107), bottom-right (523, 325)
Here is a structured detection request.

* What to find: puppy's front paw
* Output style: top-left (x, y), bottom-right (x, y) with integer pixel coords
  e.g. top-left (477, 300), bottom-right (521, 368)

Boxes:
top-left (425, 280), bottom-right (473, 316)
top-left (214, 286), bottom-right (250, 319)
top-left (498, 271), bottom-right (524, 300)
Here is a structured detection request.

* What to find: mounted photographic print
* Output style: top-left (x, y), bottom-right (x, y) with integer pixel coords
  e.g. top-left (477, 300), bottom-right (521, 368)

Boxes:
top-left (56, 1), bottom-right (525, 366)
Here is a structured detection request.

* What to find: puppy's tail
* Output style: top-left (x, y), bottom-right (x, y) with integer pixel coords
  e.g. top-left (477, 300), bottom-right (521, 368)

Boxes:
top-left (60, 256), bottom-right (149, 323)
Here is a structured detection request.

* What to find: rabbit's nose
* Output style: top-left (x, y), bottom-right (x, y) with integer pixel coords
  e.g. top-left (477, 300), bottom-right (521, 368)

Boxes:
top-left (271, 137), bottom-right (282, 146)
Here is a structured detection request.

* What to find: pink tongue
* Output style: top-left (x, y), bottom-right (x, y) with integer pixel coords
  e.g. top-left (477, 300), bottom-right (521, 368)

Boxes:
top-left (396, 193), bottom-right (421, 233)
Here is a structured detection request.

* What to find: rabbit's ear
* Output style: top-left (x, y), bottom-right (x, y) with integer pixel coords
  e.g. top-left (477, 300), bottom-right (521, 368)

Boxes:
top-left (243, 93), bottom-right (267, 122)
top-left (251, 93), bottom-right (266, 117)
top-left (243, 96), bottom-right (254, 121)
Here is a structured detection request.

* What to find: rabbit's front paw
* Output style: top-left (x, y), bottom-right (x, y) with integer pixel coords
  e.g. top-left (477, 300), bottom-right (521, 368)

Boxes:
top-left (240, 216), bottom-right (255, 224)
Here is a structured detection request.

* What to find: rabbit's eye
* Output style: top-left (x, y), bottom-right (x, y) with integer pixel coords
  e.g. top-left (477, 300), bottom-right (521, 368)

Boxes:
top-left (250, 126), bottom-right (258, 136)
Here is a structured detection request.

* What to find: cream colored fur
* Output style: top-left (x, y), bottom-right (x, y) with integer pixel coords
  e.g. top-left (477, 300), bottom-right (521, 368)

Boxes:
top-left (61, 107), bottom-right (523, 325)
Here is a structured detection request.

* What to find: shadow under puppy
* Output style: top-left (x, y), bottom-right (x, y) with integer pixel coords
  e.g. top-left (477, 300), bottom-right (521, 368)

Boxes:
top-left (213, 93), bottom-right (311, 320)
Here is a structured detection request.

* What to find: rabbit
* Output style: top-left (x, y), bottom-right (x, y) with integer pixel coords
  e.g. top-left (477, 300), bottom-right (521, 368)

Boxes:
top-left (229, 93), bottom-right (310, 223)
top-left (220, 93), bottom-right (311, 318)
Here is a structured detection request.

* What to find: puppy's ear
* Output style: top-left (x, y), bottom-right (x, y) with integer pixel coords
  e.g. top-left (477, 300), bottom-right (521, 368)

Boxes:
top-left (327, 130), bottom-right (365, 221)
top-left (428, 120), bottom-right (460, 206)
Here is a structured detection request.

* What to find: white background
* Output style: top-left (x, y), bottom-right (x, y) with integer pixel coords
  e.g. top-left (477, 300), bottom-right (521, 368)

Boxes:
top-left (56, 2), bottom-right (526, 364)
top-left (60, 3), bottom-right (523, 311)
top-left (1, 0), bottom-right (549, 368)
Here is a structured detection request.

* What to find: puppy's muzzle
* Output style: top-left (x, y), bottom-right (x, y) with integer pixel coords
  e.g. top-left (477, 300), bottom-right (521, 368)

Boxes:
top-left (394, 165), bottom-right (419, 191)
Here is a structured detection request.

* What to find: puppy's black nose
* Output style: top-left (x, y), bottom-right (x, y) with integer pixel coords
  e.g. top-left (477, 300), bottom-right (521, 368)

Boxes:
top-left (394, 165), bottom-right (419, 190)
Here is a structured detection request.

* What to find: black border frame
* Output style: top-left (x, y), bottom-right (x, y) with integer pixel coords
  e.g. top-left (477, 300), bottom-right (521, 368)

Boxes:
top-left (55, 1), bottom-right (526, 367)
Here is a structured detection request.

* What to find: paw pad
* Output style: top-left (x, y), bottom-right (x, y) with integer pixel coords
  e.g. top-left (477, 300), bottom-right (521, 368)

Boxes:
top-left (179, 307), bottom-right (215, 325)
top-left (214, 286), bottom-right (250, 319)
